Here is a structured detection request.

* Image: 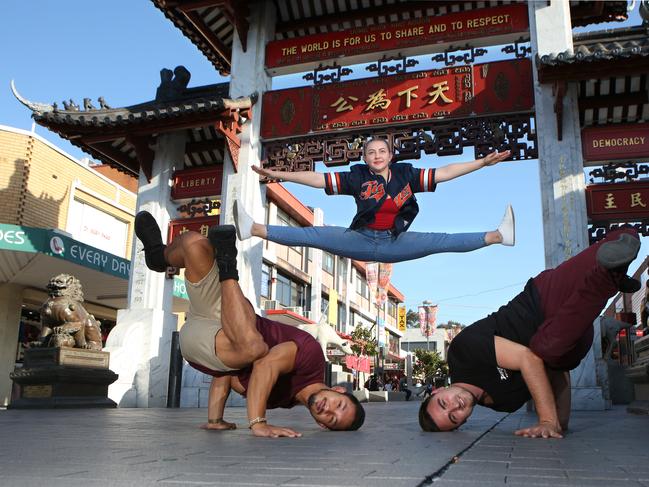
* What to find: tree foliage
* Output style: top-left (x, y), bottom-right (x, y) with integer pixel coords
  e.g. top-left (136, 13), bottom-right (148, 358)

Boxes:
top-left (412, 348), bottom-right (448, 381)
top-left (406, 309), bottom-right (419, 328)
top-left (350, 326), bottom-right (378, 357)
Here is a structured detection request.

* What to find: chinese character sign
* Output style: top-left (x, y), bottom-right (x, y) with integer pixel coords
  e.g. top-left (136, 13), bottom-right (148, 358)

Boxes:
top-left (261, 59), bottom-right (533, 140)
top-left (585, 182), bottom-right (649, 222)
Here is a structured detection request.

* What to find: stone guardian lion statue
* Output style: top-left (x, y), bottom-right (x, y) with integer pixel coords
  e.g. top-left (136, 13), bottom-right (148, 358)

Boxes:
top-left (33, 274), bottom-right (103, 351)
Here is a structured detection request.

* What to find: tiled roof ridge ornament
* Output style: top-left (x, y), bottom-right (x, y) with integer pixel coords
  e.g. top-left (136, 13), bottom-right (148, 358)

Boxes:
top-left (12, 80), bottom-right (111, 115)
top-left (155, 65), bottom-right (191, 102)
top-left (10, 79), bottom-right (54, 115)
top-left (641, 0), bottom-right (649, 26)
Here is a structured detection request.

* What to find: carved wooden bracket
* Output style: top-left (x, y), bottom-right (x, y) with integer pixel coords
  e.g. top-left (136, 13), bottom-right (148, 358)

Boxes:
top-left (126, 135), bottom-right (155, 182)
top-left (214, 107), bottom-right (249, 172)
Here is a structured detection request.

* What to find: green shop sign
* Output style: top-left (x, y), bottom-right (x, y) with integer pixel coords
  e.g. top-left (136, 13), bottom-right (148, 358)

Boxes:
top-left (0, 223), bottom-right (188, 300)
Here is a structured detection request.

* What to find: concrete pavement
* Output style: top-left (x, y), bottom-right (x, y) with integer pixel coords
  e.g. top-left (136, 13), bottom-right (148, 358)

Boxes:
top-left (0, 402), bottom-right (647, 486)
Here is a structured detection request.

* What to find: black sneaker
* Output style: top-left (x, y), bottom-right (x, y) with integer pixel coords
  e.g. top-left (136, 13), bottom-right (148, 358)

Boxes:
top-left (134, 211), bottom-right (167, 272)
top-left (207, 225), bottom-right (238, 281)
top-left (618, 275), bottom-right (641, 294)
top-left (596, 233), bottom-right (641, 270)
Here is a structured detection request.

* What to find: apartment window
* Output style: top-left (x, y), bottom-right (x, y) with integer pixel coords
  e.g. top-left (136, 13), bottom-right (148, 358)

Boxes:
top-left (276, 272), bottom-right (307, 308)
top-left (387, 299), bottom-right (397, 319)
top-left (277, 208), bottom-right (303, 256)
top-left (356, 270), bottom-right (369, 299)
top-left (261, 264), bottom-right (271, 299)
top-left (337, 303), bottom-right (347, 332)
top-left (321, 295), bottom-right (329, 315)
top-left (323, 251), bottom-right (334, 274)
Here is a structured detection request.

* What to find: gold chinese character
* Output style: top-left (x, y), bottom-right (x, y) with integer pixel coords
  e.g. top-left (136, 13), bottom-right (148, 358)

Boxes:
top-left (604, 193), bottom-right (617, 209)
top-left (199, 224), bottom-right (210, 236)
top-left (631, 192), bottom-right (647, 208)
top-left (427, 81), bottom-right (453, 105)
top-left (397, 86), bottom-right (419, 108)
top-left (179, 227), bottom-right (189, 234)
top-left (364, 89), bottom-right (391, 112)
top-left (330, 96), bottom-right (359, 113)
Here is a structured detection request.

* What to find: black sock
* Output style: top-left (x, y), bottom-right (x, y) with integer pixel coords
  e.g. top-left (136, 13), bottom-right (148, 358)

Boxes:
top-left (208, 225), bottom-right (239, 282)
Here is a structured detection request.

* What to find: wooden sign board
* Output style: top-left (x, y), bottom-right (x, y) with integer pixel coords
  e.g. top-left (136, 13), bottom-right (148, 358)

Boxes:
top-left (582, 123), bottom-right (649, 165)
top-left (168, 216), bottom-right (219, 243)
top-left (265, 4), bottom-right (529, 75)
top-left (171, 166), bottom-right (222, 200)
top-left (261, 59), bottom-right (533, 140)
top-left (586, 181), bottom-right (649, 222)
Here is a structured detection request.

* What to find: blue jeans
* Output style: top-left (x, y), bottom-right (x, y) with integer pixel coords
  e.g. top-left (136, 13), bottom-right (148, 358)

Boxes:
top-left (266, 226), bottom-right (487, 263)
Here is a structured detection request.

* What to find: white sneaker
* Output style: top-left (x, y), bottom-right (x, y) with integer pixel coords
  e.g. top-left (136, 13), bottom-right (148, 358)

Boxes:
top-left (497, 205), bottom-right (515, 246)
top-left (233, 200), bottom-right (254, 240)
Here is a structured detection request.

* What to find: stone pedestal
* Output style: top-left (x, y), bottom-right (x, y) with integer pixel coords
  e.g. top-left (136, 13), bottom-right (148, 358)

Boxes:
top-left (10, 347), bottom-right (117, 408)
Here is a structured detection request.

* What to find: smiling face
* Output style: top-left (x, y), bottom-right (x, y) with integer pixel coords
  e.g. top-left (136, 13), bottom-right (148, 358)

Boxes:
top-left (307, 389), bottom-right (357, 430)
top-left (363, 139), bottom-right (392, 176)
top-left (424, 385), bottom-right (477, 431)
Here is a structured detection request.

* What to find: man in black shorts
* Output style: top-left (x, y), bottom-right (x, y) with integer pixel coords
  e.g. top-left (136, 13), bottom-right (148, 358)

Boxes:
top-left (135, 211), bottom-right (365, 437)
top-left (418, 228), bottom-right (641, 439)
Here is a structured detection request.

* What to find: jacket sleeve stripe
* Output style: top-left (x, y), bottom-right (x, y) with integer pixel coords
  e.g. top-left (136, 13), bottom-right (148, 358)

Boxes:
top-left (427, 168), bottom-right (434, 191)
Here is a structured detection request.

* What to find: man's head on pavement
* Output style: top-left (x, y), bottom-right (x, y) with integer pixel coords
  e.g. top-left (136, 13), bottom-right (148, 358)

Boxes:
top-left (419, 385), bottom-right (477, 432)
top-left (307, 386), bottom-right (365, 431)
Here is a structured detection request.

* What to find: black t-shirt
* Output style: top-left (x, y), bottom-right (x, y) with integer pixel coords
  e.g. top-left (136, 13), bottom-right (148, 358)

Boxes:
top-left (447, 279), bottom-right (544, 412)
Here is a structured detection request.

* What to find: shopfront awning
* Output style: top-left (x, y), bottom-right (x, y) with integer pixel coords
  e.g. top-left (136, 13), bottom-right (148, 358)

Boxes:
top-left (0, 223), bottom-right (188, 312)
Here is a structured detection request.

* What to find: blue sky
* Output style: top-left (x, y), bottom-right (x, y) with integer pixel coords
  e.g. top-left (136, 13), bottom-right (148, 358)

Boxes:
top-left (1, 2), bottom-right (643, 325)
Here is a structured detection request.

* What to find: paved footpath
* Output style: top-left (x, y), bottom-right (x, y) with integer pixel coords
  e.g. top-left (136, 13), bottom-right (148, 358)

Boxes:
top-left (0, 402), bottom-right (647, 487)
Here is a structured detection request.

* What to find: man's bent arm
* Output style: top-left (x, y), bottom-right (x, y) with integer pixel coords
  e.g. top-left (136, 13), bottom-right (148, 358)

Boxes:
top-left (494, 336), bottom-right (563, 438)
top-left (246, 341), bottom-right (301, 437)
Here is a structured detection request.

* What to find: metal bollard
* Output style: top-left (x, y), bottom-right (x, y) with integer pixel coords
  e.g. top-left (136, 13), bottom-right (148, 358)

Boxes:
top-left (167, 331), bottom-right (183, 408)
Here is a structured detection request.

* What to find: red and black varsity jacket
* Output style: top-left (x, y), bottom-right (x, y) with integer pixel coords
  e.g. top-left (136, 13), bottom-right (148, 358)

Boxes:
top-left (324, 162), bottom-right (436, 236)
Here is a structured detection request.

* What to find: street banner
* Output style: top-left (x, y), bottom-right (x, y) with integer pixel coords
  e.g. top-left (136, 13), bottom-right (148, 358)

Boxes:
top-left (418, 305), bottom-right (430, 337)
top-left (365, 262), bottom-right (379, 303)
top-left (345, 355), bottom-right (371, 373)
top-left (328, 288), bottom-right (339, 326)
top-left (398, 306), bottom-right (407, 332)
top-left (426, 305), bottom-right (438, 334)
top-left (376, 262), bottom-right (393, 306)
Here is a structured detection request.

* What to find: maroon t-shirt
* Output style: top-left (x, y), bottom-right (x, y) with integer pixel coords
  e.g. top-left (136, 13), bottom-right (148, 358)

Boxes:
top-left (187, 315), bottom-right (325, 409)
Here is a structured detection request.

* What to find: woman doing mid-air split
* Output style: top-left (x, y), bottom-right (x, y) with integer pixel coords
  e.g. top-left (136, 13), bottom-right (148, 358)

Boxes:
top-left (234, 138), bottom-right (515, 264)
